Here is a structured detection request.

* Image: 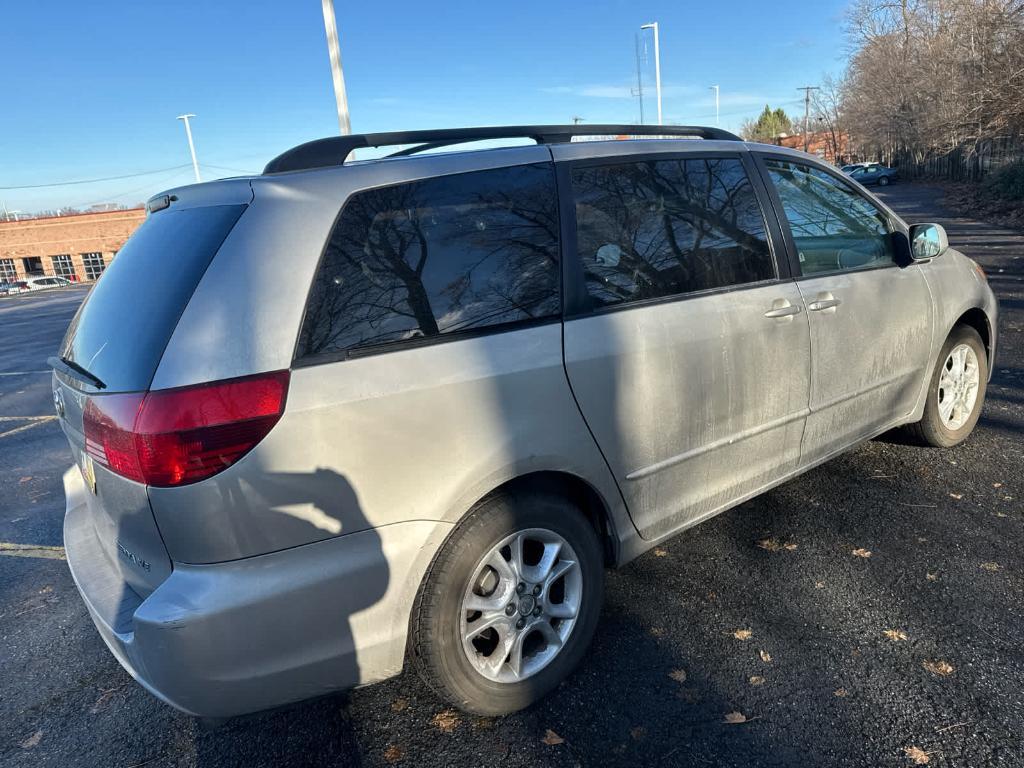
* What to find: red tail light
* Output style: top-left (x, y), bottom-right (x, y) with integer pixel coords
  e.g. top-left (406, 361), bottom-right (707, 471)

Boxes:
top-left (83, 370), bottom-right (289, 487)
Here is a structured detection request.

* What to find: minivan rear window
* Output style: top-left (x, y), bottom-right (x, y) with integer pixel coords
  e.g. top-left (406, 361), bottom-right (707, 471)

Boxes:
top-left (296, 163), bottom-right (561, 361)
top-left (59, 204), bottom-right (246, 393)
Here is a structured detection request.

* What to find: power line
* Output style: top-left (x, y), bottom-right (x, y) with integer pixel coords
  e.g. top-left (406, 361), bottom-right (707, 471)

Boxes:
top-left (0, 164), bottom-right (192, 190)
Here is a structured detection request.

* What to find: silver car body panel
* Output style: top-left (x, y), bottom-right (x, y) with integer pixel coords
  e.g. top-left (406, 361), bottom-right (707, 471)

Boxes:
top-left (58, 137), bottom-right (999, 718)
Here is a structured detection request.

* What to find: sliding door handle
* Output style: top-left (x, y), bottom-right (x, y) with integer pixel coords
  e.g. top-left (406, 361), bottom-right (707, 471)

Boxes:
top-left (808, 298), bottom-right (842, 312)
top-left (764, 299), bottom-right (803, 319)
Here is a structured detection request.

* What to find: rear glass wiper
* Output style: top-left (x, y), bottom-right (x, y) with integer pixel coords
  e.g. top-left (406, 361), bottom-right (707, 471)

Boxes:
top-left (47, 356), bottom-right (106, 390)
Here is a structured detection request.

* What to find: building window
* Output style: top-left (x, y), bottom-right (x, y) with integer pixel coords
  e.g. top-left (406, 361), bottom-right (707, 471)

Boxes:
top-left (0, 259), bottom-right (15, 281)
top-left (82, 252), bottom-right (106, 281)
top-left (52, 254), bottom-right (76, 280)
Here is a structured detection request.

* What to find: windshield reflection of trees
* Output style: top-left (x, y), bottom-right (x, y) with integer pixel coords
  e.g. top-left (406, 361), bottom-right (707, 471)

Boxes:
top-left (299, 164), bottom-right (560, 357)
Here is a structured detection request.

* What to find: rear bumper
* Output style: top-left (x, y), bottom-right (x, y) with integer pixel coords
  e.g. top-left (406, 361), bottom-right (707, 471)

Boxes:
top-left (63, 467), bottom-right (451, 718)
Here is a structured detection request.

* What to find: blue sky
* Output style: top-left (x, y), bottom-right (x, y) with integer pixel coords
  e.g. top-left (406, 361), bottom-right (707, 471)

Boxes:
top-left (1, 0), bottom-right (850, 212)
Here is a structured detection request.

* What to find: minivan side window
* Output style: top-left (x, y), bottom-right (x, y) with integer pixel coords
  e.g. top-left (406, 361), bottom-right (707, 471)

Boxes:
top-left (570, 156), bottom-right (775, 309)
top-left (298, 163), bottom-right (561, 360)
top-left (764, 159), bottom-right (897, 275)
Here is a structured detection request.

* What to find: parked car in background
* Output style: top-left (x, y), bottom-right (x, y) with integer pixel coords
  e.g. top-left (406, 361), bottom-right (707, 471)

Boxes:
top-left (1, 280), bottom-right (29, 295)
top-left (25, 276), bottom-right (74, 290)
top-left (840, 162), bottom-right (879, 173)
top-left (54, 124), bottom-right (997, 722)
top-left (846, 163), bottom-right (899, 186)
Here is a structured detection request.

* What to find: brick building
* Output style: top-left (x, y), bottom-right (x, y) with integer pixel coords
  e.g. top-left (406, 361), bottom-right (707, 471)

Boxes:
top-left (772, 131), bottom-right (851, 166)
top-left (0, 208), bottom-right (145, 283)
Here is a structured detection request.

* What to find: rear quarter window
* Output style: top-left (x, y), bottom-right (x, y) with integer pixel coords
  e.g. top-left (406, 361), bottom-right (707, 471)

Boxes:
top-left (59, 204), bottom-right (246, 392)
top-left (297, 163), bottom-right (561, 361)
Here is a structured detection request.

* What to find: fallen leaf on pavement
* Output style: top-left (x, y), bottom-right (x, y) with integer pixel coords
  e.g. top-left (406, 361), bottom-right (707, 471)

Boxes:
top-left (653, 547), bottom-right (668, 557)
top-left (980, 562), bottom-right (1002, 571)
top-left (759, 650), bottom-right (772, 663)
top-left (390, 698), bottom-right (408, 712)
top-left (757, 538), bottom-right (781, 551)
top-left (949, 493), bottom-right (963, 500)
top-left (432, 709), bottom-right (460, 733)
top-left (834, 688), bottom-right (848, 697)
top-left (668, 669), bottom-right (687, 683)
top-left (905, 746), bottom-right (931, 764)
top-left (541, 729), bottom-right (564, 746)
top-left (994, 482), bottom-right (1003, 488)
top-left (923, 660), bottom-right (955, 676)
top-left (926, 572), bottom-right (938, 581)
top-left (749, 675), bottom-right (765, 686)
top-left (473, 717), bottom-right (496, 730)
top-left (884, 629), bottom-right (908, 642)
top-left (852, 548), bottom-right (872, 558)
top-left (90, 688), bottom-right (118, 714)
top-left (383, 745), bottom-right (405, 763)
top-left (814, 581), bottom-right (825, 589)
top-left (649, 627), bottom-right (666, 637)
top-left (20, 731), bottom-right (42, 749)
top-left (733, 629), bottom-right (753, 640)
top-left (723, 711), bottom-right (748, 724)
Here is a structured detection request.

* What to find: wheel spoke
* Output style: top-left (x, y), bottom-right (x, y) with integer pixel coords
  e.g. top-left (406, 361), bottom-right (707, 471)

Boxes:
top-left (546, 599), bottom-right (578, 619)
top-left (481, 621), bottom-right (517, 678)
top-left (523, 540), bottom-right (562, 583)
top-left (485, 548), bottom-right (516, 584)
top-left (506, 629), bottom-right (526, 678)
top-left (464, 612), bottom-right (513, 644)
top-left (535, 619), bottom-right (564, 650)
top-left (464, 591), bottom-right (503, 614)
top-left (508, 534), bottom-right (525, 582)
top-left (938, 395), bottom-right (955, 422)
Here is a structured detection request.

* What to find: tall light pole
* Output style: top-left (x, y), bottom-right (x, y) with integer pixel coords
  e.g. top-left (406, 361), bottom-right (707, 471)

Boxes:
top-left (798, 85), bottom-right (819, 153)
top-left (709, 85), bottom-right (720, 127)
top-left (176, 114), bottom-right (201, 183)
top-left (321, 0), bottom-right (351, 135)
top-left (640, 22), bottom-right (662, 126)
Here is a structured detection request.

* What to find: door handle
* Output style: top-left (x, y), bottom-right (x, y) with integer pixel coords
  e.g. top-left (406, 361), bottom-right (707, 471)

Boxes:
top-left (807, 292), bottom-right (841, 312)
top-left (764, 299), bottom-right (803, 319)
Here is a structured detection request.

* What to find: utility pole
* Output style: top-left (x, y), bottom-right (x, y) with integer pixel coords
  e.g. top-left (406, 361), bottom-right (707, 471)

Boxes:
top-left (176, 114), bottom-right (201, 183)
top-left (798, 86), bottom-right (819, 153)
top-left (640, 22), bottom-right (662, 126)
top-left (709, 85), bottom-right (720, 127)
top-left (321, 0), bottom-right (352, 135)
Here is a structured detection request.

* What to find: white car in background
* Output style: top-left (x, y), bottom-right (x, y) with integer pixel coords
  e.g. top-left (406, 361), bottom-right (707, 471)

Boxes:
top-left (25, 276), bottom-right (74, 290)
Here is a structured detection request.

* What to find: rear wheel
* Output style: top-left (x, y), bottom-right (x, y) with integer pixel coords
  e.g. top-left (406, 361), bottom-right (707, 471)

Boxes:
top-left (878, 175), bottom-right (891, 186)
top-left (904, 325), bottom-right (987, 447)
top-left (411, 491), bottom-right (603, 715)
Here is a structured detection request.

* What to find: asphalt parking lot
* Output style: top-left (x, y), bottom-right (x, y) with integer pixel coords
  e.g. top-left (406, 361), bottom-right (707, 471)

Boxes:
top-left (2, 184), bottom-right (1022, 768)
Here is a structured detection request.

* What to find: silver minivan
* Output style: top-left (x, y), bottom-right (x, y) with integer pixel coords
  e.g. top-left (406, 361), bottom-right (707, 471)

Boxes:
top-left (53, 125), bottom-right (997, 719)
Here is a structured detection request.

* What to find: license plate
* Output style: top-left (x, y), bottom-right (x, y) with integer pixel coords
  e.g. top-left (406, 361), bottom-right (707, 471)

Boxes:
top-left (79, 451), bottom-right (97, 495)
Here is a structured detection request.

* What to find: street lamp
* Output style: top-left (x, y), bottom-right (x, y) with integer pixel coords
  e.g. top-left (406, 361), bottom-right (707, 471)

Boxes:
top-left (709, 85), bottom-right (720, 127)
top-left (640, 22), bottom-right (662, 126)
top-left (176, 114), bottom-right (201, 183)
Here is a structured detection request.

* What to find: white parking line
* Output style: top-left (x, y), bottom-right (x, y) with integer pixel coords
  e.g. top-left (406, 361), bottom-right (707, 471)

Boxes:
top-left (0, 416), bottom-right (58, 439)
top-left (0, 371), bottom-right (51, 376)
top-left (0, 542), bottom-right (66, 560)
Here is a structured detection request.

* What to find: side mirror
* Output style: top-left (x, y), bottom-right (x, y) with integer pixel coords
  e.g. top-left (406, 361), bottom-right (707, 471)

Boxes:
top-left (909, 223), bottom-right (948, 260)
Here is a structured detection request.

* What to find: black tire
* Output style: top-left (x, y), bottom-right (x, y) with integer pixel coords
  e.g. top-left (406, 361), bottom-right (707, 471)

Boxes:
top-left (878, 175), bottom-right (890, 186)
top-left (904, 325), bottom-right (987, 447)
top-left (411, 490), bottom-right (603, 716)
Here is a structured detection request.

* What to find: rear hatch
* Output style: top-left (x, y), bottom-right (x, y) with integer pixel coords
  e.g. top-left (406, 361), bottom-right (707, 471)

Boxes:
top-left (54, 199), bottom-right (248, 597)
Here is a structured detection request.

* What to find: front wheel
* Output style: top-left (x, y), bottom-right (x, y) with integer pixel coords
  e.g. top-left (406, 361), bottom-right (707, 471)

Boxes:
top-left (904, 325), bottom-right (987, 447)
top-left (878, 175), bottom-right (891, 186)
top-left (411, 491), bottom-right (603, 715)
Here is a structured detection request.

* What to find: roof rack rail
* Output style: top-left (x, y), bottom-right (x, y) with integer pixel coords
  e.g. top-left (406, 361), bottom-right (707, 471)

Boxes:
top-left (262, 124), bottom-right (743, 174)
